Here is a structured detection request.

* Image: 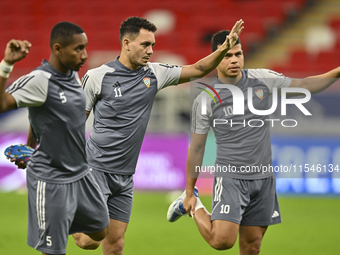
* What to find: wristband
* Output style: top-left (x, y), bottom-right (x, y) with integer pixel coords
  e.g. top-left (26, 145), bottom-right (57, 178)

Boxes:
top-left (0, 60), bottom-right (14, 78)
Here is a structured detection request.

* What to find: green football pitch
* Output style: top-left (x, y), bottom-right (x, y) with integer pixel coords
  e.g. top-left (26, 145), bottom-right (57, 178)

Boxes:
top-left (1, 191), bottom-right (340, 255)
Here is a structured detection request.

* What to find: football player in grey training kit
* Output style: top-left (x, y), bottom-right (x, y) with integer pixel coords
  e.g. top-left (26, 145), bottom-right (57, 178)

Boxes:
top-left (76, 17), bottom-right (244, 255)
top-left (167, 29), bottom-right (340, 255)
top-left (0, 21), bottom-right (109, 255)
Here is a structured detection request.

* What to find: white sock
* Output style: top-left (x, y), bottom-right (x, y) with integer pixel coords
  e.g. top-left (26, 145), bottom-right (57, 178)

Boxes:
top-left (194, 197), bottom-right (205, 212)
top-left (191, 197), bottom-right (206, 219)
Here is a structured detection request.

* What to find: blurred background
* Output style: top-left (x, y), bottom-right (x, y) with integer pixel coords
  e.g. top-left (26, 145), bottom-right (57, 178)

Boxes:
top-left (0, 0), bottom-right (340, 254)
top-left (1, 0), bottom-right (340, 194)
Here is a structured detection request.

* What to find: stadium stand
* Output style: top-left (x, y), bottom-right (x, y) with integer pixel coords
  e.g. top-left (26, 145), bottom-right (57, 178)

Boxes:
top-left (0, 0), bottom-right (309, 81)
top-left (1, 0), bottom-right (340, 133)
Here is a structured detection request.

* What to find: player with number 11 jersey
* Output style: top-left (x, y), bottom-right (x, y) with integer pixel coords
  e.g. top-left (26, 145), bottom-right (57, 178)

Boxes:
top-left (83, 58), bottom-right (181, 175)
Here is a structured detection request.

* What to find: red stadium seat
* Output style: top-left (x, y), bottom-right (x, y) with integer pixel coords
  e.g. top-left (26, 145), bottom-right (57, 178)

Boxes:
top-left (329, 18), bottom-right (340, 30)
top-left (288, 49), bottom-right (315, 73)
top-left (270, 64), bottom-right (291, 76)
top-left (315, 51), bottom-right (339, 72)
top-left (0, 0), bottom-right (312, 80)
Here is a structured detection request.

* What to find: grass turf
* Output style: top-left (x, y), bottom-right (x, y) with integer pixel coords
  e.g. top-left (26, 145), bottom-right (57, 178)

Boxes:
top-left (0, 191), bottom-right (339, 254)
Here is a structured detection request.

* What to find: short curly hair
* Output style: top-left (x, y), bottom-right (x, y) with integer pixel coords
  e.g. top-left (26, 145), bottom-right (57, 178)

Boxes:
top-left (119, 16), bottom-right (157, 44)
top-left (50, 21), bottom-right (84, 49)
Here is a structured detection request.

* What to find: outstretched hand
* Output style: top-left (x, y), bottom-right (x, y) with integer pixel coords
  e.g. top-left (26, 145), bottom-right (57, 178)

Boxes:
top-left (3, 39), bottom-right (31, 65)
top-left (221, 19), bottom-right (244, 52)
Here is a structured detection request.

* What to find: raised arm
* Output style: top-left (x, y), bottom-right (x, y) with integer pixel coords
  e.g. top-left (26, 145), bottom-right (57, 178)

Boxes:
top-left (177, 19), bottom-right (244, 84)
top-left (0, 39), bottom-right (31, 113)
top-left (289, 66), bottom-right (340, 94)
top-left (183, 132), bottom-right (208, 216)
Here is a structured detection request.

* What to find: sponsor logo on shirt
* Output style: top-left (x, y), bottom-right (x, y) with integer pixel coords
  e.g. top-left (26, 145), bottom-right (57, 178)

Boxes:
top-left (113, 81), bottom-right (121, 87)
top-left (272, 210), bottom-right (280, 218)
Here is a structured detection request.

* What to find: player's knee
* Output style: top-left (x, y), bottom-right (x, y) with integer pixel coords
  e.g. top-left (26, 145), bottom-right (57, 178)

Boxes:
top-left (89, 225), bottom-right (110, 241)
top-left (239, 239), bottom-right (262, 255)
top-left (115, 238), bottom-right (125, 252)
top-left (242, 244), bottom-right (261, 255)
top-left (210, 238), bottom-right (235, 250)
top-left (105, 237), bottom-right (125, 254)
top-left (250, 245), bottom-right (261, 255)
top-left (75, 238), bottom-right (101, 250)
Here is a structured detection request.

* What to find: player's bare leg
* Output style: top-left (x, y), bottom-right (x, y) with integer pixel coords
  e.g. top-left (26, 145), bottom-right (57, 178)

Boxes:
top-left (102, 219), bottom-right (128, 255)
top-left (73, 233), bottom-right (101, 250)
top-left (193, 208), bottom-right (239, 250)
top-left (167, 185), bottom-right (239, 250)
top-left (73, 224), bottom-right (109, 250)
top-left (238, 226), bottom-right (267, 255)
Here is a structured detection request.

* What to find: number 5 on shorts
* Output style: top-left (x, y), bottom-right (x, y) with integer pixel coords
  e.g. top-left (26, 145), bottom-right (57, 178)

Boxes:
top-left (46, 236), bottom-right (52, 246)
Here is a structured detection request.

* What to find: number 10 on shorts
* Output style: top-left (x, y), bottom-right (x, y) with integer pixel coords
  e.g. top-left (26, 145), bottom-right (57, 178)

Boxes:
top-left (220, 204), bottom-right (230, 214)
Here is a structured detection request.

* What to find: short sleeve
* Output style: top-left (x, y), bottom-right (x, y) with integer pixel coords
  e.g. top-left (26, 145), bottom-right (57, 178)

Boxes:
top-left (82, 69), bottom-right (104, 112)
top-left (6, 70), bottom-right (50, 108)
top-left (147, 62), bottom-right (182, 90)
top-left (248, 69), bottom-right (292, 94)
top-left (191, 93), bottom-right (212, 134)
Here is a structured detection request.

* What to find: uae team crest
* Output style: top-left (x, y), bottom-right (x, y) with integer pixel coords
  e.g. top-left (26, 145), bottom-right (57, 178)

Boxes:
top-left (143, 77), bottom-right (150, 88)
top-left (255, 89), bottom-right (263, 99)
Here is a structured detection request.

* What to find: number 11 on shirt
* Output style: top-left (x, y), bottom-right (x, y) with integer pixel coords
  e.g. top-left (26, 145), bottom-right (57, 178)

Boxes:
top-left (114, 88), bottom-right (122, 97)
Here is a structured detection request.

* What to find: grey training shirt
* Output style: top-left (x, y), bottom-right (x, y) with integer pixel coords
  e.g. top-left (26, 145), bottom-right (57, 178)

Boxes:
top-left (192, 69), bottom-right (292, 179)
top-left (83, 57), bottom-right (182, 175)
top-left (7, 60), bottom-right (88, 183)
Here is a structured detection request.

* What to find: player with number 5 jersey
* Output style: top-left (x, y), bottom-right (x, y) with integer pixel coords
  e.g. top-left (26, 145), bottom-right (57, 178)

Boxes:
top-left (1, 22), bottom-right (109, 255)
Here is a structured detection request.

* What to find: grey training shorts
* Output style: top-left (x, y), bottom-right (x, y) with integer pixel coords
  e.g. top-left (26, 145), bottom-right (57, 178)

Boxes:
top-left (91, 169), bottom-right (134, 223)
top-left (26, 171), bottom-right (110, 254)
top-left (211, 176), bottom-right (281, 226)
